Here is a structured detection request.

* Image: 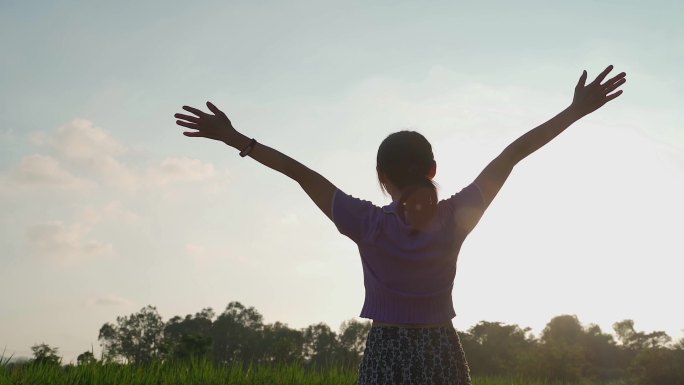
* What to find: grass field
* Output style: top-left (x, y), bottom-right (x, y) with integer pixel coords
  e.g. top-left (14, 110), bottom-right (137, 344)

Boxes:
top-left (0, 360), bottom-right (628, 385)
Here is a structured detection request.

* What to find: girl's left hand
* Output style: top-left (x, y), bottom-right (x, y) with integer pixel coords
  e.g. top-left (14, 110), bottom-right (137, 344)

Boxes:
top-left (174, 102), bottom-right (238, 144)
top-left (570, 65), bottom-right (626, 118)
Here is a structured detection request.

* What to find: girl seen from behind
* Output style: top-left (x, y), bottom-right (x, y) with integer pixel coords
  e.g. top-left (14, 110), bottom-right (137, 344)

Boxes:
top-left (174, 65), bottom-right (626, 385)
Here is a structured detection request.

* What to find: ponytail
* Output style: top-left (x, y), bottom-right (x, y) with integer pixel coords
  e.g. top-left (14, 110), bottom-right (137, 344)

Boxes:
top-left (397, 175), bottom-right (438, 232)
top-left (377, 130), bottom-right (438, 232)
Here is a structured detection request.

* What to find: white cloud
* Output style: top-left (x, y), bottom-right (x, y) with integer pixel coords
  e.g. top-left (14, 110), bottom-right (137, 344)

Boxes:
top-left (32, 118), bottom-right (125, 160)
top-left (26, 221), bottom-right (113, 263)
top-left (331, 65), bottom-right (559, 142)
top-left (92, 156), bottom-right (139, 190)
top-left (91, 295), bottom-right (134, 306)
top-left (147, 157), bottom-right (216, 186)
top-left (27, 119), bottom-right (137, 189)
top-left (80, 201), bottom-right (141, 226)
top-left (8, 154), bottom-right (90, 190)
top-left (20, 120), bottom-right (219, 191)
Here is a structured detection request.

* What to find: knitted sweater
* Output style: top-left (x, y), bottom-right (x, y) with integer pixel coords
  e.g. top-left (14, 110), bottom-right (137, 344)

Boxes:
top-left (332, 183), bottom-right (485, 324)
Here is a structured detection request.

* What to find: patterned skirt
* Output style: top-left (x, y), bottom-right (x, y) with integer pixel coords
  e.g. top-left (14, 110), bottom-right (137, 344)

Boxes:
top-left (358, 323), bottom-right (472, 385)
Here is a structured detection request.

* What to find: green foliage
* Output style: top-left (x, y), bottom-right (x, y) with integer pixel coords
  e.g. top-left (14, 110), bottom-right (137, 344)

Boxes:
top-left (211, 302), bottom-right (265, 365)
top-left (0, 360), bottom-right (358, 385)
top-left (11, 301), bottom-right (684, 384)
top-left (98, 305), bottom-right (165, 364)
top-left (337, 319), bottom-right (372, 368)
top-left (0, 360), bottom-right (630, 385)
top-left (302, 323), bottom-right (339, 367)
top-left (630, 348), bottom-right (684, 385)
top-left (164, 308), bottom-right (214, 361)
top-left (30, 343), bottom-right (61, 366)
top-left (675, 336), bottom-right (684, 350)
top-left (459, 321), bottom-right (535, 376)
top-left (76, 351), bottom-right (96, 366)
top-left (613, 319), bottom-right (672, 350)
top-left (261, 321), bottom-right (305, 364)
top-left (1, 347), bottom-right (13, 369)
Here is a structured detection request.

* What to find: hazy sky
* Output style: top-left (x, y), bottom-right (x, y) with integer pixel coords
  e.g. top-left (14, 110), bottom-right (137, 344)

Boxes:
top-left (1, 0), bottom-right (682, 362)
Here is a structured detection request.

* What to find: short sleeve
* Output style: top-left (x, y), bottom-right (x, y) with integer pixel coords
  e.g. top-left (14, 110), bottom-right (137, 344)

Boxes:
top-left (332, 189), bottom-right (379, 243)
top-left (439, 182), bottom-right (486, 234)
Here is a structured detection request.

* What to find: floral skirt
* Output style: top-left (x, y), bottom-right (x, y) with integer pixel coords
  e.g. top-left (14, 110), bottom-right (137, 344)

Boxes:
top-left (358, 324), bottom-right (472, 385)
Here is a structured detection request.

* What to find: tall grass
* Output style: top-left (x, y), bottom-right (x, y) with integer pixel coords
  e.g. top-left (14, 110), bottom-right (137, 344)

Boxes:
top-left (0, 348), bottom-right (12, 368)
top-left (0, 359), bottom-right (628, 385)
top-left (1, 360), bottom-right (355, 385)
top-left (474, 377), bottom-right (626, 385)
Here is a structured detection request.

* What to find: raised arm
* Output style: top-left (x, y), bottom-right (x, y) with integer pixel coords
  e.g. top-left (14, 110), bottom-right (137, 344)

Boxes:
top-left (474, 65), bottom-right (627, 209)
top-left (174, 102), bottom-right (336, 220)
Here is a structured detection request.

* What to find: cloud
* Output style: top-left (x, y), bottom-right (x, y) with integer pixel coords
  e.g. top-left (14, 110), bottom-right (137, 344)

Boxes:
top-left (146, 157), bottom-right (216, 186)
top-left (32, 118), bottom-right (125, 160)
top-left (26, 221), bottom-right (113, 263)
top-left (27, 119), bottom-right (137, 189)
top-left (8, 154), bottom-right (90, 190)
top-left (80, 201), bottom-right (141, 226)
top-left (326, 65), bottom-right (557, 142)
top-left (91, 295), bottom-right (134, 306)
top-left (21, 119), bottom-right (218, 191)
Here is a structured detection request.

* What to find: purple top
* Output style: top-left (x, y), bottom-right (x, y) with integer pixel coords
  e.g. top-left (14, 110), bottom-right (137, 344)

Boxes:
top-left (332, 183), bottom-right (485, 324)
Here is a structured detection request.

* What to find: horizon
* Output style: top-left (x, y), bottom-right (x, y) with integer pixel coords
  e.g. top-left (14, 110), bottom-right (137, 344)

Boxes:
top-left (1, 0), bottom-right (682, 363)
top-left (4, 303), bottom-right (678, 364)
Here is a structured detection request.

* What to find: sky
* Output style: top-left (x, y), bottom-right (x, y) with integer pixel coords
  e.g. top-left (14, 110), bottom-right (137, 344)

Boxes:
top-left (1, 0), bottom-right (682, 363)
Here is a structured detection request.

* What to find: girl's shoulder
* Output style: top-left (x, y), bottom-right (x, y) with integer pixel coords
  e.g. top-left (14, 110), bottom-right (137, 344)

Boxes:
top-left (331, 189), bottom-right (383, 243)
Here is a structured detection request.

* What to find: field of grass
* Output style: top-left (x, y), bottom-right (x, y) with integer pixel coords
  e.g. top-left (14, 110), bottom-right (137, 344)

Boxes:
top-left (0, 360), bottom-right (628, 385)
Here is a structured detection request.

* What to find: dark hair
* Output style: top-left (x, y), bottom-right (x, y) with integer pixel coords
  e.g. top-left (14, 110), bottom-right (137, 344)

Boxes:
top-left (376, 131), bottom-right (437, 231)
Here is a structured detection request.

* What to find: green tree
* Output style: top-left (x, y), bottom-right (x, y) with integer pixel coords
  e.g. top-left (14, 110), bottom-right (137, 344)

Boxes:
top-left (211, 301), bottom-right (264, 365)
top-left (537, 315), bottom-right (587, 381)
top-left (674, 335), bottom-right (684, 350)
top-left (98, 305), bottom-right (166, 364)
top-left (303, 322), bottom-right (340, 368)
top-left (613, 319), bottom-right (671, 350)
top-left (30, 343), bottom-right (61, 365)
top-left (164, 308), bottom-right (214, 361)
top-left (337, 319), bottom-right (371, 368)
top-left (98, 322), bottom-right (120, 362)
top-left (76, 351), bottom-right (96, 365)
top-left (261, 321), bottom-right (305, 364)
top-left (463, 321), bottom-right (534, 376)
top-left (630, 347), bottom-right (684, 385)
top-left (578, 324), bottom-right (622, 381)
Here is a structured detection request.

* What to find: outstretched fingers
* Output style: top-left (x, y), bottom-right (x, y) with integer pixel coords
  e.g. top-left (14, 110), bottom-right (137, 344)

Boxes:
top-left (174, 113), bottom-right (200, 123)
top-left (206, 101), bottom-right (223, 116)
top-left (576, 70), bottom-right (588, 90)
top-left (176, 120), bottom-right (198, 129)
top-left (590, 65), bottom-right (614, 86)
top-left (604, 77), bottom-right (627, 94)
top-left (182, 105), bottom-right (209, 118)
top-left (603, 71), bottom-right (626, 86)
top-left (604, 90), bottom-right (624, 103)
top-left (176, 120), bottom-right (205, 137)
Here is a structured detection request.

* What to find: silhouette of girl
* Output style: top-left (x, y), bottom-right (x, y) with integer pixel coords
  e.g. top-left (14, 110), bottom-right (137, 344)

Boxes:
top-left (175, 65), bottom-right (626, 385)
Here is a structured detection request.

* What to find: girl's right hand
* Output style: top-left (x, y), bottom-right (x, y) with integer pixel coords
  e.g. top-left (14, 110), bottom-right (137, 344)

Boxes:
top-left (174, 101), bottom-right (240, 145)
top-left (570, 65), bottom-right (626, 118)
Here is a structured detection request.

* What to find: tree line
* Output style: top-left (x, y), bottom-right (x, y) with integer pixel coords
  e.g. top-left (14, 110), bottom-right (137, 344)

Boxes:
top-left (16, 301), bottom-right (684, 385)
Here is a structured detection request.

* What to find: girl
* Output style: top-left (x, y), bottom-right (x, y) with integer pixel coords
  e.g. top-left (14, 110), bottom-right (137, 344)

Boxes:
top-left (175, 65), bottom-right (626, 385)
